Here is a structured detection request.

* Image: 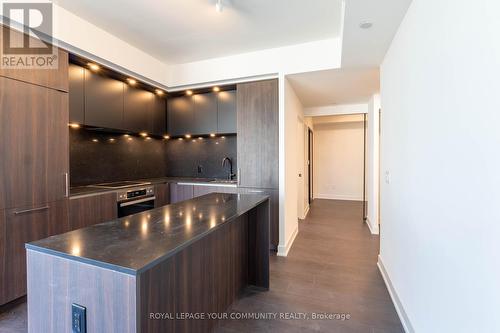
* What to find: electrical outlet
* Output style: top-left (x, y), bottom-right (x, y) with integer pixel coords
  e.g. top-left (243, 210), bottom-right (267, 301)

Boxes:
top-left (72, 303), bottom-right (86, 333)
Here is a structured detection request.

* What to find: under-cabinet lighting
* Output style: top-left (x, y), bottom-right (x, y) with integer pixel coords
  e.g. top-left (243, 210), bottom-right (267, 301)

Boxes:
top-left (139, 132), bottom-right (148, 137)
top-left (213, 86), bottom-right (220, 92)
top-left (88, 63), bottom-right (100, 71)
top-left (164, 135), bottom-right (170, 139)
top-left (146, 137), bottom-right (152, 140)
top-left (178, 138), bottom-right (184, 141)
top-left (186, 90), bottom-right (193, 96)
top-left (109, 138), bottom-right (115, 142)
top-left (127, 78), bottom-right (137, 85)
top-left (155, 89), bottom-right (164, 96)
top-left (185, 134), bottom-right (192, 139)
top-left (210, 133), bottom-right (216, 137)
top-left (92, 139), bottom-right (99, 143)
top-left (69, 123), bottom-right (80, 129)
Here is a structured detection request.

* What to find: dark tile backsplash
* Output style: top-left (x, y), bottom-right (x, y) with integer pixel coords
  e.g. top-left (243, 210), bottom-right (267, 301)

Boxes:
top-left (70, 129), bottom-right (168, 186)
top-left (70, 129), bottom-right (237, 186)
top-left (165, 135), bottom-right (237, 179)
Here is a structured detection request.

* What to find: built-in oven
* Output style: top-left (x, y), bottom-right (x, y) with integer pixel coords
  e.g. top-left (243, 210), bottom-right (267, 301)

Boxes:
top-left (117, 186), bottom-right (155, 218)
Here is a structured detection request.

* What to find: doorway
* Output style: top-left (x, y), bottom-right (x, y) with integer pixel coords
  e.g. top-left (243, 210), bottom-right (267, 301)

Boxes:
top-left (308, 128), bottom-right (313, 205)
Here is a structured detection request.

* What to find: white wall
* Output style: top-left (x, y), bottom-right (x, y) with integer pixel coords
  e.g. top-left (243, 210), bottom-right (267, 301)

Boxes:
top-left (380, 0), bottom-right (500, 332)
top-left (278, 78), bottom-right (304, 256)
top-left (313, 115), bottom-right (365, 201)
top-left (167, 38), bottom-right (342, 88)
top-left (366, 94), bottom-right (380, 234)
top-left (304, 103), bottom-right (368, 117)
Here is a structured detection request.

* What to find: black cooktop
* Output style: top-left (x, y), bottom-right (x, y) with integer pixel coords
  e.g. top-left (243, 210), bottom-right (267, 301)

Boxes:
top-left (90, 181), bottom-right (150, 189)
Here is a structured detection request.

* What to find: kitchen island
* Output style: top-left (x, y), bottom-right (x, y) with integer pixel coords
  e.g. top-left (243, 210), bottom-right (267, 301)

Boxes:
top-left (26, 193), bottom-right (270, 333)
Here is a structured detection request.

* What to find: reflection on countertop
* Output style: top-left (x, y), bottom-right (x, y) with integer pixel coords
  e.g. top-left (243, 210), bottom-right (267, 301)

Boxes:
top-left (26, 193), bottom-right (269, 275)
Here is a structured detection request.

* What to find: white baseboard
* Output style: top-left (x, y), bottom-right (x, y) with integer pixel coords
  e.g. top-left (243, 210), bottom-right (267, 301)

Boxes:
top-left (366, 217), bottom-right (379, 235)
top-left (277, 225), bottom-right (298, 257)
top-left (377, 256), bottom-right (414, 333)
top-left (314, 193), bottom-right (363, 201)
top-left (300, 204), bottom-right (310, 220)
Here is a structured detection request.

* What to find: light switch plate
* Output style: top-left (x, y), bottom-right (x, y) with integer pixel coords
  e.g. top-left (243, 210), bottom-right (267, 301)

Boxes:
top-left (72, 303), bottom-right (86, 333)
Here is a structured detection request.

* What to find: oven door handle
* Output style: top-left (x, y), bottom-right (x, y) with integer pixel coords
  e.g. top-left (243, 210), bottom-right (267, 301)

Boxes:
top-left (119, 196), bottom-right (156, 207)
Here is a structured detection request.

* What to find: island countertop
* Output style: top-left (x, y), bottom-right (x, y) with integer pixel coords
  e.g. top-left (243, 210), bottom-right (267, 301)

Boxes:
top-left (26, 193), bottom-right (269, 275)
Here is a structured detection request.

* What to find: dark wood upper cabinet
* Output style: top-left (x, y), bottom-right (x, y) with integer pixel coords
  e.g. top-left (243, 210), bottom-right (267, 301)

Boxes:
top-left (1, 199), bottom-right (69, 304)
top-left (217, 90), bottom-right (237, 134)
top-left (123, 85), bottom-right (154, 133)
top-left (84, 70), bottom-right (124, 129)
top-left (0, 77), bottom-right (69, 210)
top-left (167, 91), bottom-right (237, 136)
top-left (0, 26), bottom-right (69, 92)
top-left (151, 95), bottom-right (167, 136)
top-left (68, 63), bottom-right (85, 124)
top-left (193, 93), bottom-right (218, 135)
top-left (167, 96), bottom-right (194, 136)
top-left (237, 79), bottom-right (279, 189)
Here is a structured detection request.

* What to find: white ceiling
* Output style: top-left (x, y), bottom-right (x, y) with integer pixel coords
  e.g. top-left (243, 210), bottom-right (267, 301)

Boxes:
top-left (53, 0), bottom-right (343, 64)
top-left (287, 67), bottom-right (380, 107)
top-left (341, 0), bottom-right (412, 67)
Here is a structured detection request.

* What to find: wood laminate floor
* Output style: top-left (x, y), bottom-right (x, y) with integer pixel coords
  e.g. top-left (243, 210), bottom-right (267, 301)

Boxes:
top-left (215, 199), bottom-right (404, 333)
top-left (0, 199), bottom-right (403, 333)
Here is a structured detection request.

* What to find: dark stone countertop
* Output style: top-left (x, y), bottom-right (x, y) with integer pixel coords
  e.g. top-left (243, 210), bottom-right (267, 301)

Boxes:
top-left (26, 193), bottom-right (269, 275)
top-left (69, 177), bottom-right (237, 197)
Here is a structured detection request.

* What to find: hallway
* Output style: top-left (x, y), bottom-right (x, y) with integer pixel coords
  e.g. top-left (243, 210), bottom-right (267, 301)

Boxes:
top-left (217, 199), bottom-right (404, 332)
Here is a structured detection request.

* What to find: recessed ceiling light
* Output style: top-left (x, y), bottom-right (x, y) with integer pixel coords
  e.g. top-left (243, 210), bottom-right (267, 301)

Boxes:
top-left (359, 22), bottom-right (373, 29)
top-left (88, 63), bottom-right (100, 71)
top-left (127, 78), bottom-right (137, 85)
top-left (213, 86), bottom-right (220, 92)
top-left (186, 90), bottom-right (193, 96)
top-left (215, 0), bottom-right (223, 12)
top-left (155, 89), bottom-right (164, 96)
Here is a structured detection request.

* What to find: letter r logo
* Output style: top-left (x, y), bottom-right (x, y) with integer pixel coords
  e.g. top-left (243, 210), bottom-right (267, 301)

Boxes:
top-left (2, 3), bottom-right (53, 54)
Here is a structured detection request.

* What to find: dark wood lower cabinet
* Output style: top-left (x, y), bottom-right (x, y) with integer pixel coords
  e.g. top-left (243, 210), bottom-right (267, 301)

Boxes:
top-left (169, 183), bottom-right (195, 204)
top-left (238, 188), bottom-right (279, 249)
top-left (170, 183), bottom-right (278, 248)
top-left (69, 193), bottom-right (117, 230)
top-left (154, 183), bottom-right (170, 208)
top-left (1, 200), bottom-right (69, 305)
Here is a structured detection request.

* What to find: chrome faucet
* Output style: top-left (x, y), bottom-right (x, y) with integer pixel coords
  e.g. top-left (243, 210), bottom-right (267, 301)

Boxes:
top-left (222, 157), bottom-right (235, 180)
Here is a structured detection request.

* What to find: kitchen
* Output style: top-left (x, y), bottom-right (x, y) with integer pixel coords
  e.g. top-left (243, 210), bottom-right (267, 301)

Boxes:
top-left (0, 22), bottom-right (278, 332)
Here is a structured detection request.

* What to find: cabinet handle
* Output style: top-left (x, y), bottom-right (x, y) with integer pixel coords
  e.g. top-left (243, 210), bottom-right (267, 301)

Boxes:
top-left (237, 168), bottom-right (241, 186)
top-left (14, 206), bottom-right (49, 215)
top-left (64, 172), bottom-right (69, 197)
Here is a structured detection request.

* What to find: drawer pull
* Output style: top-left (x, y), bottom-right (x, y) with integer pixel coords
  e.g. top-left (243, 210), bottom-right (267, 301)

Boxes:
top-left (14, 206), bottom-right (49, 215)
